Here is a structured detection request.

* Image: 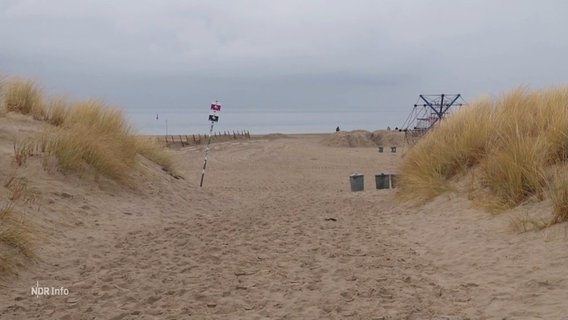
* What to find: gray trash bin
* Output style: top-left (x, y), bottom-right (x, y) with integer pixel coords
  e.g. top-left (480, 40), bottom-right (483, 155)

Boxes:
top-left (390, 174), bottom-right (398, 188)
top-left (375, 173), bottom-right (390, 189)
top-left (349, 173), bottom-right (364, 192)
top-left (378, 146), bottom-right (384, 153)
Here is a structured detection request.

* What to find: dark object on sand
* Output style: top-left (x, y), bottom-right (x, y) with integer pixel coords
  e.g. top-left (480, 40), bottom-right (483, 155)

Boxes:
top-left (375, 173), bottom-right (390, 189)
top-left (349, 173), bottom-right (364, 192)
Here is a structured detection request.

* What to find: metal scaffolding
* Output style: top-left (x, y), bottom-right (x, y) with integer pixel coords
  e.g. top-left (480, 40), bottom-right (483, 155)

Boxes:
top-left (401, 94), bottom-right (466, 143)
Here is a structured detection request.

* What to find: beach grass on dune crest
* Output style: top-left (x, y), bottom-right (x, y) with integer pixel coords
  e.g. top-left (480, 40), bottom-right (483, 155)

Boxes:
top-left (43, 100), bottom-right (165, 185)
top-left (51, 100), bottom-right (137, 175)
top-left (1, 77), bottom-right (45, 120)
top-left (397, 98), bottom-right (495, 202)
top-left (0, 76), bottom-right (176, 184)
top-left (397, 86), bottom-right (568, 225)
top-left (44, 95), bottom-right (69, 127)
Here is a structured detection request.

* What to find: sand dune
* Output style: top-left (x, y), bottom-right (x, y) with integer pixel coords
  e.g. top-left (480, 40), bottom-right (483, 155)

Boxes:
top-left (320, 130), bottom-right (405, 148)
top-left (1, 119), bottom-right (568, 319)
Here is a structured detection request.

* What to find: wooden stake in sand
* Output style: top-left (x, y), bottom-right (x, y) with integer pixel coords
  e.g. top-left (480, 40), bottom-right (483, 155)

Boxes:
top-left (200, 101), bottom-right (221, 187)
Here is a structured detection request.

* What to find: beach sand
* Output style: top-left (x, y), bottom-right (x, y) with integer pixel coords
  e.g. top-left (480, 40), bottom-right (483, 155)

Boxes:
top-left (1, 125), bottom-right (568, 319)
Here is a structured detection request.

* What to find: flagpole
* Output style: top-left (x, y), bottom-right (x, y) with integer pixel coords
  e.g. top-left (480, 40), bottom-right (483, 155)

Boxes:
top-left (200, 120), bottom-right (215, 187)
top-left (200, 100), bottom-right (221, 188)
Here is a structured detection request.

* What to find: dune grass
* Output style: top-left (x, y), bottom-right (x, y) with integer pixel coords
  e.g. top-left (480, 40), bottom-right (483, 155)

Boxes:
top-left (13, 138), bottom-right (36, 167)
top-left (135, 137), bottom-right (175, 173)
top-left (50, 99), bottom-right (177, 180)
top-left (1, 76), bottom-right (176, 184)
top-left (0, 203), bottom-right (38, 283)
top-left (481, 135), bottom-right (548, 208)
top-left (44, 95), bottom-right (69, 127)
top-left (0, 75), bottom-right (178, 282)
top-left (397, 86), bottom-right (568, 226)
top-left (1, 77), bottom-right (45, 120)
top-left (44, 100), bottom-right (138, 184)
top-left (397, 97), bottom-right (495, 202)
top-left (547, 166), bottom-right (568, 225)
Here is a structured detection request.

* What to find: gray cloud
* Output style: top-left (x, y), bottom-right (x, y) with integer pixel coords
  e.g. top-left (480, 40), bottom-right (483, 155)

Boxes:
top-left (1, 0), bottom-right (568, 132)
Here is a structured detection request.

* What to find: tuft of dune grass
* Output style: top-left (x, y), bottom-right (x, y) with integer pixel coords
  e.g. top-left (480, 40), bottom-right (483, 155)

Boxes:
top-left (481, 135), bottom-right (548, 209)
top-left (43, 99), bottom-right (175, 184)
top-left (44, 95), bottom-right (69, 127)
top-left (397, 86), bottom-right (568, 225)
top-left (547, 167), bottom-right (568, 225)
top-left (1, 77), bottom-right (44, 120)
top-left (13, 137), bottom-right (37, 167)
top-left (397, 98), bottom-right (495, 202)
top-left (45, 100), bottom-right (138, 185)
top-left (0, 203), bottom-right (37, 283)
top-left (2, 75), bottom-right (176, 185)
top-left (135, 137), bottom-right (175, 173)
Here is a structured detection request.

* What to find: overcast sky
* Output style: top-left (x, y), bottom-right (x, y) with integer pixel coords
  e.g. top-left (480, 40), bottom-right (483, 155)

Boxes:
top-left (1, 0), bottom-right (568, 133)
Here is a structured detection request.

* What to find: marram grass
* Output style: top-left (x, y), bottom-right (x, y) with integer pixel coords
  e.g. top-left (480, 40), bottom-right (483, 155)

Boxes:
top-left (0, 203), bottom-right (38, 283)
top-left (397, 86), bottom-right (568, 225)
top-left (0, 75), bottom-right (177, 282)
top-left (0, 76), bottom-right (175, 184)
top-left (397, 97), bottom-right (495, 203)
top-left (1, 77), bottom-right (45, 120)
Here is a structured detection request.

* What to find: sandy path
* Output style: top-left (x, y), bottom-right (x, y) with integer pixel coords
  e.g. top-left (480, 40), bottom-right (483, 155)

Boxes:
top-left (1, 134), bottom-right (568, 319)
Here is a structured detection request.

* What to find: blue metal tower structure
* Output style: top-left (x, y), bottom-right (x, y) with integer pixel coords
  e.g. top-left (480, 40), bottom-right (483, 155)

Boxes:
top-left (402, 94), bottom-right (466, 133)
top-left (400, 94), bottom-right (466, 143)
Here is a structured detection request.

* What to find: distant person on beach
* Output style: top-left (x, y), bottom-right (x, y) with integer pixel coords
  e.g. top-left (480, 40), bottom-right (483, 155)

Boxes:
top-left (336, 126), bottom-right (340, 132)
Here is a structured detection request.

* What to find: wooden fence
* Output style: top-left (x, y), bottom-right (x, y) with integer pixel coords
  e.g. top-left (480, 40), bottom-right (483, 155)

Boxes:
top-left (161, 130), bottom-right (251, 147)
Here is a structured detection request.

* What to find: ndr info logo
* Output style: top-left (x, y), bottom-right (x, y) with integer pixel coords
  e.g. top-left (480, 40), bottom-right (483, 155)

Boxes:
top-left (31, 281), bottom-right (69, 297)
